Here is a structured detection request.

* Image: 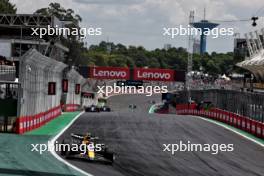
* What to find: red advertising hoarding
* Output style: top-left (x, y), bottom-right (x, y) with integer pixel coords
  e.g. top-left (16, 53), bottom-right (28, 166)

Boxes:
top-left (62, 79), bottom-right (68, 93)
top-left (133, 68), bottom-right (175, 81)
top-left (48, 82), bottom-right (56, 95)
top-left (90, 66), bottom-right (130, 80)
top-left (75, 84), bottom-right (81, 94)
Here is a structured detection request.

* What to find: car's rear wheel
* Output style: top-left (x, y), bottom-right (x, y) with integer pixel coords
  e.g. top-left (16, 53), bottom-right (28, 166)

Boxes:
top-left (103, 148), bottom-right (115, 162)
top-left (103, 151), bottom-right (115, 163)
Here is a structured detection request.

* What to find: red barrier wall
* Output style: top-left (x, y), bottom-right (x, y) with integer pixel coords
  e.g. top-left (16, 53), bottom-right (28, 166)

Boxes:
top-left (176, 104), bottom-right (264, 139)
top-left (64, 104), bottom-right (80, 112)
top-left (16, 105), bottom-right (62, 134)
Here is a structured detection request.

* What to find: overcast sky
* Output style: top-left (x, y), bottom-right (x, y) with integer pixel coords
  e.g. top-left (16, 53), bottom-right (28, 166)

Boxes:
top-left (11, 0), bottom-right (264, 53)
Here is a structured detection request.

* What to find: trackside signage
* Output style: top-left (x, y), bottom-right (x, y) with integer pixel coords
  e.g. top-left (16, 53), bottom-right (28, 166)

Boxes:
top-left (134, 68), bottom-right (175, 81)
top-left (79, 66), bottom-right (184, 81)
top-left (90, 66), bottom-right (130, 79)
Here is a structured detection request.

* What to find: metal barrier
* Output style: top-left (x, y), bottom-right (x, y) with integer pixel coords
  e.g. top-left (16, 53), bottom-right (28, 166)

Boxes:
top-left (176, 103), bottom-right (264, 139)
top-left (16, 49), bottom-right (67, 134)
top-left (64, 68), bottom-right (86, 112)
top-left (5, 49), bottom-right (96, 134)
top-left (0, 65), bottom-right (16, 81)
top-left (175, 89), bottom-right (264, 123)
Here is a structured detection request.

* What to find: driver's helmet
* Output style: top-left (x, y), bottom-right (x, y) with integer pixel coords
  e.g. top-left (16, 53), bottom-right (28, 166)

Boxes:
top-left (83, 132), bottom-right (91, 141)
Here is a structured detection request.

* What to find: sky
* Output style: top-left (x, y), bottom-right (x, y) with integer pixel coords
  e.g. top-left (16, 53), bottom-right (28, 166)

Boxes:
top-left (11, 0), bottom-right (264, 53)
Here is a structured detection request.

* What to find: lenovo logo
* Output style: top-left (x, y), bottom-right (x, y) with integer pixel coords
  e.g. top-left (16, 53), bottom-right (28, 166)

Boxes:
top-left (137, 71), bottom-right (171, 79)
top-left (134, 68), bottom-right (174, 81)
top-left (93, 70), bottom-right (127, 78)
top-left (90, 67), bottom-right (130, 79)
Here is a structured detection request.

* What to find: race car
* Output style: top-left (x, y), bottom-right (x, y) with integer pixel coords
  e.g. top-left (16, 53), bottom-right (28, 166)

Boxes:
top-left (196, 101), bottom-right (214, 111)
top-left (97, 98), bottom-right (111, 112)
top-left (85, 105), bottom-right (111, 112)
top-left (60, 133), bottom-right (115, 164)
top-left (85, 105), bottom-right (100, 112)
top-left (99, 105), bottom-right (111, 112)
top-left (129, 104), bottom-right (137, 109)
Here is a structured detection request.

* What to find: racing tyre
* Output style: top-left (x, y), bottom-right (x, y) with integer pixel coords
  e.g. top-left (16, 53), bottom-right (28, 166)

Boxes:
top-left (103, 148), bottom-right (115, 163)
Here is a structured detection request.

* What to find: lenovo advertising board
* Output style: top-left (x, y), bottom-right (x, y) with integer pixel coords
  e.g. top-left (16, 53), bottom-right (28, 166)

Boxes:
top-left (90, 66), bottom-right (130, 80)
top-left (133, 68), bottom-right (175, 81)
top-left (79, 66), bottom-right (185, 82)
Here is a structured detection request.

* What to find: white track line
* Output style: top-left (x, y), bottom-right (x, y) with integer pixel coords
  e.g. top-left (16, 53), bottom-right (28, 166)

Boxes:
top-left (50, 111), bottom-right (94, 176)
top-left (194, 116), bottom-right (264, 148)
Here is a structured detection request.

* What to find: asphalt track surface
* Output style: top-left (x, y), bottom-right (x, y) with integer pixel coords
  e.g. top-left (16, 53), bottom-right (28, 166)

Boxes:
top-left (57, 94), bottom-right (264, 176)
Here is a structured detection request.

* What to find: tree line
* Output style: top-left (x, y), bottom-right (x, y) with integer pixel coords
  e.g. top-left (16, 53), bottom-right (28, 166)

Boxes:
top-left (80, 41), bottom-right (235, 76)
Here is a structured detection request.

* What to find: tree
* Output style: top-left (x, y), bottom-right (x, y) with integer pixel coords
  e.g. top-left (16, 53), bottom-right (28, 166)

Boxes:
top-left (0, 0), bottom-right (17, 14)
top-left (35, 3), bottom-right (83, 65)
top-left (206, 60), bottom-right (220, 76)
top-left (35, 3), bottom-right (82, 27)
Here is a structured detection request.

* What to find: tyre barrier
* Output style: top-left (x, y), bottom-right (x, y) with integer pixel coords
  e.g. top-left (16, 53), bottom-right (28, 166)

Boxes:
top-left (64, 104), bottom-right (80, 112)
top-left (16, 105), bottom-right (61, 134)
top-left (176, 104), bottom-right (264, 139)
